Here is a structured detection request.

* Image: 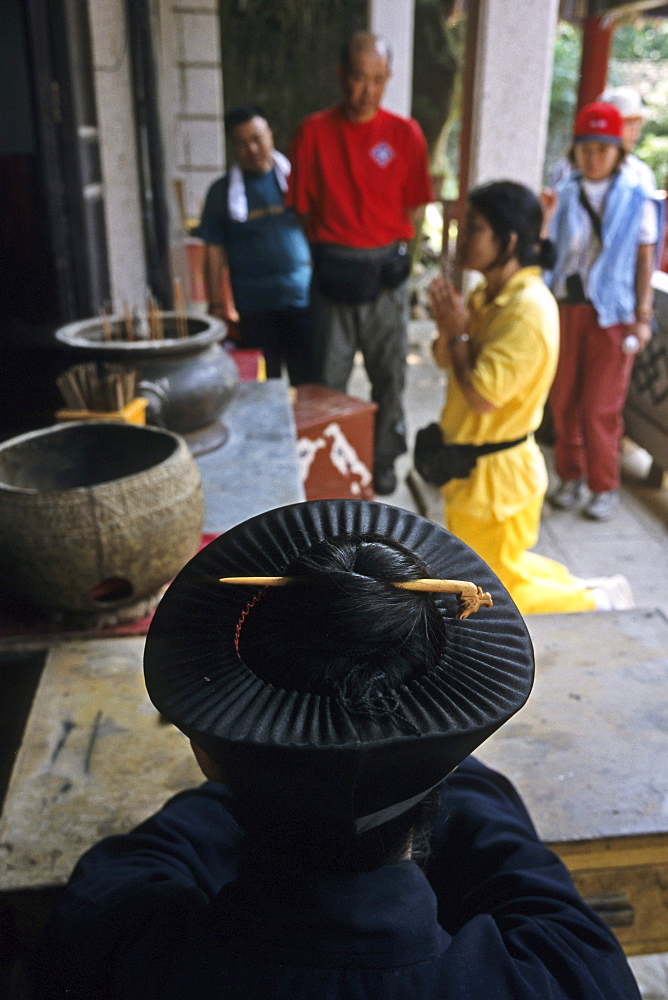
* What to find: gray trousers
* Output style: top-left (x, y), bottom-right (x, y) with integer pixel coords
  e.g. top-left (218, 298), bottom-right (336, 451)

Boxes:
top-left (311, 262), bottom-right (409, 466)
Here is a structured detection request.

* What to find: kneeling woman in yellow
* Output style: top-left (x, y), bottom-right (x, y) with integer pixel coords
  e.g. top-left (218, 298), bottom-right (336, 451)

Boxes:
top-left (430, 181), bottom-right (603, 615)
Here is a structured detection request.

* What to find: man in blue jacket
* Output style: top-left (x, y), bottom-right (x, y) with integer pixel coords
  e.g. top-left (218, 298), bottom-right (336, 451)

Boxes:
top-left (34, 500), bottom-right (641, 999)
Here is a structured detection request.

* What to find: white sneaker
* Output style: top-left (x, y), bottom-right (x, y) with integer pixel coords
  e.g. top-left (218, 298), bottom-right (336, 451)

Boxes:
top-left (584, 491), bottom-right (617, 521)
top-left (549, 479), bottom-right (586, 510)
top-left (589, 574), bottom-right (635, 611)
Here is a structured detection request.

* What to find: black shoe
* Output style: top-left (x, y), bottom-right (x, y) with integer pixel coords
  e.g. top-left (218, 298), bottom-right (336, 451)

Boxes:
top-left (373, 464), bottom-right (397, 496)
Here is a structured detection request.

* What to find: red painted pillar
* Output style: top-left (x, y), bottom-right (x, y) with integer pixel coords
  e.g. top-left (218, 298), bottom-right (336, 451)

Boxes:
top-left (577, 16), bottom-right (614, 110)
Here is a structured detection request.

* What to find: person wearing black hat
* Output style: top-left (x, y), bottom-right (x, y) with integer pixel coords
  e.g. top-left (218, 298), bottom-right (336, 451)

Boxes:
top-left (33, 500), bottom-right (640, 1000)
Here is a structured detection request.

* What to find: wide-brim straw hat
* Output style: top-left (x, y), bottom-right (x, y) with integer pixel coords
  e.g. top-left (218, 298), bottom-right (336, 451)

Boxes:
top-left (144, 500), bottom-right (534, 833)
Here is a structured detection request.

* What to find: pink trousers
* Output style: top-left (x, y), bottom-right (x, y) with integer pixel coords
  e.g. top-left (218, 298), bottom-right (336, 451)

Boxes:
top-left (550, 304), bottom-right (634, 493)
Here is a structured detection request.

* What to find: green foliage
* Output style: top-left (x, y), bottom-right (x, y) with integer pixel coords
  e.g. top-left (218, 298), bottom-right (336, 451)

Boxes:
top-left (545, 17), bottom-right (668, 188)
top-left (219, 0), bottom-right (367, 153)
top-left (635, 79), bottom-right (668, 186)
top-left (544, 23), bottom-right (581, 183)
top-left (550, 22), bottom-right (581, 117)
top-left (411, 0), bottom-right (461, 157)
top-left (609, 18), bottom-right (668, 189)
top-left (610, 18), bottom-right (668, 62)
top-left (636, 135), bottom-right (668, 184)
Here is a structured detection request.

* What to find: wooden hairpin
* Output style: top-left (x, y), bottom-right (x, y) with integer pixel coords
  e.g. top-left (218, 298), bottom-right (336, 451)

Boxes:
top-left (217, 576), bottom-right (493, 620)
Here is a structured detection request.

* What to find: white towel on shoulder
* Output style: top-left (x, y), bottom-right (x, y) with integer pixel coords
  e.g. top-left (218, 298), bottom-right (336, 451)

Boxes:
top-left (227, 151), bottom-right (291, 223)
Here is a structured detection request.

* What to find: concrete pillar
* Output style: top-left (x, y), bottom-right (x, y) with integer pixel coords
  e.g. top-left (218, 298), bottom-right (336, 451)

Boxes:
top-left (468, 0), bottom-right (560, 192)
top-left (369, 0), bottom-right (415, 118)
top-left (88, 0), bottom-right (147, 310)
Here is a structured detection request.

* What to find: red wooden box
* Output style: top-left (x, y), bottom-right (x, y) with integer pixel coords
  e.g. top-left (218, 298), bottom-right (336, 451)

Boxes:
top-left (292, 384), bottom-right (377, 501)
top-left (228, 348), bottom-right (265, 382)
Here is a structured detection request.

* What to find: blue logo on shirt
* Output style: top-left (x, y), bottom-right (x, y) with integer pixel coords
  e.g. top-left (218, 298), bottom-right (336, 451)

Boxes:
top-left (370, 141), bottom-right (395, 167)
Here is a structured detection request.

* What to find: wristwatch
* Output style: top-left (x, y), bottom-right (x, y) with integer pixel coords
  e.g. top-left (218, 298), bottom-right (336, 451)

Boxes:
top-left (449, 333), bottom-right (470, 346)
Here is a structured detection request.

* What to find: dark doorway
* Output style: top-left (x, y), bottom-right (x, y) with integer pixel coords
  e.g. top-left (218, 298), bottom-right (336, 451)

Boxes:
top-left (0, 0), bottom-right (109, 438)
top-left (0, 0), bottom-right (59, 330)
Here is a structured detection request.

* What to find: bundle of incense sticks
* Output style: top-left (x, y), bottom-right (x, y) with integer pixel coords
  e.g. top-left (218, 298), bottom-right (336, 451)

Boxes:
top-left (57, 363), bottom-right (138, 412)
top-left (99, 281), bottom-right (189, 342)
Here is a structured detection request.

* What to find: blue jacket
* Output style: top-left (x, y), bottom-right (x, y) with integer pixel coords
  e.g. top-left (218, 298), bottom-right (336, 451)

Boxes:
top-left (547, 171), bottom-right (648, 328)
top-left (33, 758), bottom-right (640, 1000)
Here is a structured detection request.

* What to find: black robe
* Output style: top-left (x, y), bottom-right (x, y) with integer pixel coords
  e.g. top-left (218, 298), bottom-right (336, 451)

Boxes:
top-left (33, 757), bottom-right (640, 999)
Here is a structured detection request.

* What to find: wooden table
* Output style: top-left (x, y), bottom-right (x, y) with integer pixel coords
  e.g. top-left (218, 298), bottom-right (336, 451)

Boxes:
top-left (2, 609), bottom-right (668, 955)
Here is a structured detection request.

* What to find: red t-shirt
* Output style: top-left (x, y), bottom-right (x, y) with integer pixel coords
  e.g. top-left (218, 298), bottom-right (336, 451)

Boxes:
top-left (287, 105), bottom-right (433, 248)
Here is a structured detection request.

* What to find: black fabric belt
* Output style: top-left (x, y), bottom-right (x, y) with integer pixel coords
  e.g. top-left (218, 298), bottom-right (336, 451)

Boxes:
top-left (474, 435), bottom-right (528, 456)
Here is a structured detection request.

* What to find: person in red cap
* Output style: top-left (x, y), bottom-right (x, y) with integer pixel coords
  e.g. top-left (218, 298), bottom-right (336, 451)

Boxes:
top-left (545, 101), bottom-right (657, 521)
top-left (549, 86), bottom-right (656, 195)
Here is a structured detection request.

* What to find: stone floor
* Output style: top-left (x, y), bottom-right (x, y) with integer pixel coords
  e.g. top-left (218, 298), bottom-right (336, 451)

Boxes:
top-left (349, 319), bottom-right (668, 999)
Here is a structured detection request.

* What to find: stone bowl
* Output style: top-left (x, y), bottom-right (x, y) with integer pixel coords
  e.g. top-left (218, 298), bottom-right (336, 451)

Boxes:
top-left (0, 421), bottom-right (204, 617)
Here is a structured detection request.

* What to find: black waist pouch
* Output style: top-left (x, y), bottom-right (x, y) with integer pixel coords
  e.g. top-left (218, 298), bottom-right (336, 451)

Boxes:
top-left (314, 244), bottom-right (410, 305)
top-left (381, 243), bottom-right (411, 290)
top-left (414, 423), bottom-right (527, 487)
top-left (563, 273), bottom-right (590, 304)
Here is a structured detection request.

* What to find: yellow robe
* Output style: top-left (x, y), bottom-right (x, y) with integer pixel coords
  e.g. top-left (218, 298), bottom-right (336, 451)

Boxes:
top-left (438, 267), bottom-right (596, 615)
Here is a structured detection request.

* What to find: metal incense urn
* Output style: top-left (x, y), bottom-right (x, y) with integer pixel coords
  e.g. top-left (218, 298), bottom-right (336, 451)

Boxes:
top-left (55, 313), bottom-right (238, 455)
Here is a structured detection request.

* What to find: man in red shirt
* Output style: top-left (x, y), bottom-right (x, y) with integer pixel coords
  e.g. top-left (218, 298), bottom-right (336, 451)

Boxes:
top-left (288, 33), bottom-right (433, 494)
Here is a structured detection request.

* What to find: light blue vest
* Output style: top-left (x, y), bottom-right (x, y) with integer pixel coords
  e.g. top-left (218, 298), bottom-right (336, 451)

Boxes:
top-left (546, 171), bottom-right (647, 328)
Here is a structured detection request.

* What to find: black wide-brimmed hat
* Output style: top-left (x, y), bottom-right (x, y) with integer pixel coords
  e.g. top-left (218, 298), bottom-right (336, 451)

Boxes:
top-left (144, 499), bottom-right (533, 832)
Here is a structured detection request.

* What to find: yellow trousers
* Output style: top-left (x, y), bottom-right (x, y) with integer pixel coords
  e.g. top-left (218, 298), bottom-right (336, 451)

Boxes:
top-left (445, 497), bottom-right (597, 615)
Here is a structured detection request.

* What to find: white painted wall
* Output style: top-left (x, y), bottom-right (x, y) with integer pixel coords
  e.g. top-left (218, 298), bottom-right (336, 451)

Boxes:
top-left (88, 0), bottom-right (147, 311)
top-left (89, 0), bottom-right (226, 308)
top-left (155, 0), bottom-right (225, 224)
top-left (142, 0), bottom-right (226, 306)
top-left (468, 0), bottom-right (560, 191)
top-left (369, 0), bottom-right (415, 118)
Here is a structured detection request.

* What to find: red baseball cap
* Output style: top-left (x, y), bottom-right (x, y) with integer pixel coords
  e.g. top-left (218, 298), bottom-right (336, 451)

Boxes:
top-left (574, 101), bottom-right (623, 144)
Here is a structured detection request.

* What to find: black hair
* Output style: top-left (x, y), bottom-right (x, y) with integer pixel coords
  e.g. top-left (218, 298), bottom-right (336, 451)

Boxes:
top-left (468, 180), bottom-right (556, 270)
top-left (340, 31), bottom-right (392, 73)
top-left (223, 105), bottom-right (269, 136)
top-left (237, 535), bottom-right (445, 704)
top-left (229, 534), bottom-right (446, 873)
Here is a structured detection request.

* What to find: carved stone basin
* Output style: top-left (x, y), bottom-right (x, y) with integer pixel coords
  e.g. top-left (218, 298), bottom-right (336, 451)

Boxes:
top-left (0, 421), bottom-right (203, 618)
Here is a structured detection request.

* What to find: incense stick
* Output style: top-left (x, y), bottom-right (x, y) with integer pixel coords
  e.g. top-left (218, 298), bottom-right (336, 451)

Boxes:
top-left (124, 302), bottom-right (134, 341)
top-left (102, 303), bottom-right (112, 343)
top-left (173, 278), bottom-right (188, 338)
